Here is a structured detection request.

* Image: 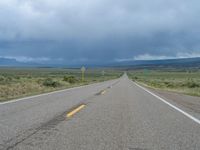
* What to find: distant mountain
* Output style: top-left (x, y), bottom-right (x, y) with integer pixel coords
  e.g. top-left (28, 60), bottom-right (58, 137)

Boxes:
top-left (0, 57), bottom-right (39, 67)
top-left (0, 57), bottom-right (23, 66)
top-left (112, 57), bottom-right (200, 69)
top-left (1, 57), bottom-right (200, 68)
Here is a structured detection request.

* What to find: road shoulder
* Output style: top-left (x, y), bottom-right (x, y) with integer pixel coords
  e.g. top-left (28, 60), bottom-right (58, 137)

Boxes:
top-left (146, 87), bottom-right (200, 120)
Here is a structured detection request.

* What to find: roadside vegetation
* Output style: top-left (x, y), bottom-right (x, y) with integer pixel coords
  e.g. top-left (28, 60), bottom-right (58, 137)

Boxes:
top-left (128, 69), bottom-right (200, 97)
top-left (0, 67), bottom-right (122, 102)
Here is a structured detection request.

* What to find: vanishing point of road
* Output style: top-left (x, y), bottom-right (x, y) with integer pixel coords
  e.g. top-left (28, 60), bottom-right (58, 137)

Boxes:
top-left (0, 74), bottom-right (200, 150)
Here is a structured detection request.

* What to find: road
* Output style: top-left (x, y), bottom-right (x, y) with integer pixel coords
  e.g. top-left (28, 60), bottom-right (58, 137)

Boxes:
top-left (0, 74), bottom-right (200, 150)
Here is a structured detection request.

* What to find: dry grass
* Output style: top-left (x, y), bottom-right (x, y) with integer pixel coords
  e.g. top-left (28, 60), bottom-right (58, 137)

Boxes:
top-left (0, 67), bottom-right (122, 101)
top-left (128, 70), bottom-right (200, 97)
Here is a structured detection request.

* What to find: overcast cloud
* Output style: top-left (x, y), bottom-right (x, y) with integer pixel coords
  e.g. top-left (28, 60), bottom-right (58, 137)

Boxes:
top-left (0, 0), bottom-right (200, 65)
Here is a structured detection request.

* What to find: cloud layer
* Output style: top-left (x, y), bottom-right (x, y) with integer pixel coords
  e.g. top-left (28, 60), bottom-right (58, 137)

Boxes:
top-left (0, 0), bottom-right (200, 64)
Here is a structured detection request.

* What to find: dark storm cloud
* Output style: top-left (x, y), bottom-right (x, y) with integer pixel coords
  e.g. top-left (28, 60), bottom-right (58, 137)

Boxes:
top-left (0, 0), bottom-right (200, 64)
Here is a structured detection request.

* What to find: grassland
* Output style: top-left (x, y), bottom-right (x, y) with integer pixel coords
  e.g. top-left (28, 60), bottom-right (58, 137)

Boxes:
top-left (128, 69), bottom-right (200, 97)
top-left (0, 67), bottom-right (122, 102)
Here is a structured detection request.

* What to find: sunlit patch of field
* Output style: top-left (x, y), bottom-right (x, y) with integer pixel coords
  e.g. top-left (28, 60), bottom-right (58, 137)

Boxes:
top-left (0, 67), bottom-right (122, 102)
top-left (128, 69), bottom-right (200, 97)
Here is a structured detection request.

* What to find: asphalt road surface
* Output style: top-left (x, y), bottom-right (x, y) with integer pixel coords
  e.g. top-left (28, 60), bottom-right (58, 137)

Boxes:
top-left (0, 74), bottom-right (200, 150)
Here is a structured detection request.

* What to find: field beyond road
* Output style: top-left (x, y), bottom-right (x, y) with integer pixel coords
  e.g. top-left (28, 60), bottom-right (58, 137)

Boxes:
top-left (128, 69), bottom-right (200, 97)
top-left (0, 67), bottom-right (122, 102)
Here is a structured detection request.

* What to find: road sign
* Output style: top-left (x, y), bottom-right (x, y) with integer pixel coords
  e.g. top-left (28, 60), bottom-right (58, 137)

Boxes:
top-left (81, 66), bottom-right (86, 72)
top-left (81, 66), bottom-right (86, 82)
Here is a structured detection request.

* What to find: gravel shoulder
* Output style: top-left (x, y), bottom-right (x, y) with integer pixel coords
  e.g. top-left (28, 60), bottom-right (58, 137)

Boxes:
top-left (148, 87), bottom-right (200, 119)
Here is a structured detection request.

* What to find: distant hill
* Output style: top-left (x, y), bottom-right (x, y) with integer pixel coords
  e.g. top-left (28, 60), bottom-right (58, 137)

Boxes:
top-left (0, 58), bottom-right (39, 67)
top-left (0, 57), bottom-right (23, 66)
top-left (111, 57), bottom-right (200, 69)
top-left (1, 57), bottom-right (200, 69)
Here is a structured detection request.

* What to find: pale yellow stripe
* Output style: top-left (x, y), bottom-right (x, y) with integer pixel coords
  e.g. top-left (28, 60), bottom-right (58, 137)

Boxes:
top-left (67, 104), bottom-right (85, 118)
top-left (101, 90), bottom-right (106, 95)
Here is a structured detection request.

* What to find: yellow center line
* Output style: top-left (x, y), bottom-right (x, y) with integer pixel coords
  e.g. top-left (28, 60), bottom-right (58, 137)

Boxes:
top-left (66, 104), bottom-right (86, 118)
top-left (101, 90), bottom-right (106, 95)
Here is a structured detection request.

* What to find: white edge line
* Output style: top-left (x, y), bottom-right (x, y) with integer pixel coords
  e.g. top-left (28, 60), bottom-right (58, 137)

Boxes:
top-left (133, 81), bottom-right (200, 125)
top-left (0, 85), bottom-right (88, 105)
top-left (0, 79), bottom-right (116, 105)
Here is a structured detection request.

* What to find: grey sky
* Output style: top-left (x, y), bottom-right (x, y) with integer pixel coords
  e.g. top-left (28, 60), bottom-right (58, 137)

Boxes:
top-left (0, 0), bottom-right (200, 64)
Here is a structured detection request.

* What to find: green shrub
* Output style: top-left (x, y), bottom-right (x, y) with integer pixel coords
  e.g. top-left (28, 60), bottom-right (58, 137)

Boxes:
top-left (6, 76), bottom-right (12, 81)
top-left (43, 78), bottom-right (61, 87)
top-left (0, 75), bottom-right (5, 82)
top-left (63, 76), bottom-right (77, 84)
top-left (37, 79), bottom-right (43, 84)
top-left (134, 76), bottom-right (138, 80)
top-left (164, 81), bottom-right (175, 88)
top-left (14, 76), bottom-right (20, 80)
top-left (185, 81), bottom-right (200, 88)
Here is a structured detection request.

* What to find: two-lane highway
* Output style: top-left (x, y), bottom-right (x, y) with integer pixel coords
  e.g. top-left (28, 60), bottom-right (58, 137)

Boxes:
top-left (0, 75), bottom-right (200, 150)
top-left (0, 79), bottom-right (119, 150)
